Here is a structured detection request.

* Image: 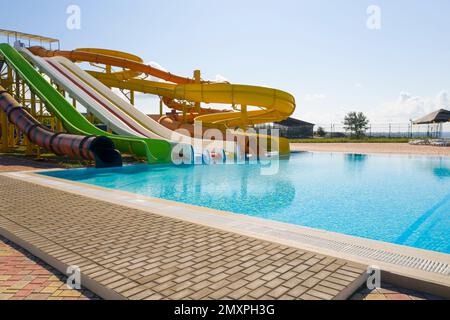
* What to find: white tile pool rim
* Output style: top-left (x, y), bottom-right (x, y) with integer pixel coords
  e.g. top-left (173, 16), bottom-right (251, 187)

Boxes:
top-left (2, 169), bottom-right (450, 291)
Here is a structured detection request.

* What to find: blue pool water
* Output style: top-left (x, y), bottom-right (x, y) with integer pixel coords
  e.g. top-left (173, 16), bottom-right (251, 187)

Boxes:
top-left (41, 152), bottom-right (450, 254)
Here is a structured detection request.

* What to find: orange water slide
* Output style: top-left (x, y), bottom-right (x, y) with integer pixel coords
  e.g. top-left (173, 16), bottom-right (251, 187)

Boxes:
top-left (29, 47), bottom-right (220, 118)
top-left (29, 47), bottom-right (196, 85)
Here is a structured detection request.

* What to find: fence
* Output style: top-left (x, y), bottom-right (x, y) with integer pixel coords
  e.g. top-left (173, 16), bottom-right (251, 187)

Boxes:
top-left (314, 123), bottom-right (449, 139)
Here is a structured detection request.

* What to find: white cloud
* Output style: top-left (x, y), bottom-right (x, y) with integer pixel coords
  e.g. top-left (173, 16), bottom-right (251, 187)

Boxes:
top-left (436, 91), bottom-right (449, 109)
top-left (368, 90), bottom-right (449, 123)
top-left (211, 74), bottom-right (229, 83)
top-left (355, 83), bottom-right (363, 89)
top-left (145, 61), bottom-right (171, 83)
top-left (295, 90), bottom-right (449, 125)
top-left (147, 61), bottom-right (168, 72)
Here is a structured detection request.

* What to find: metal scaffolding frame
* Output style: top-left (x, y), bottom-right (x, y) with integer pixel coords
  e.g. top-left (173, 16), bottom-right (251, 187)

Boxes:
top-left (0, 29), bottom-right (60, 50)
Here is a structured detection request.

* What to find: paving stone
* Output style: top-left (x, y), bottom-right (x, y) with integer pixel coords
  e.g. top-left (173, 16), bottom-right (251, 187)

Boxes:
top-left (0, 176), bottom-right (368, 300)
top-left (297, 270), bottom-right (315, 280)
top-left (319, 280), bottom-right (346, 291)
top-left (248, 286), bottom-right (272, 299)
top-left (227, 279), bottom-right (248, 291)
top-left (279, 272), bottom-right (298, 282)
top-left (287, 285), bottom-right (308, 297)
top-left (308, 264), bottom-right (326, 273)
top-left (313, 270), bottom-right (332, 280)
top-left (314, 284), bottom-right (340, 296)
top-left (246, 279), bottom-right (266, 291)
top-left (168, 289), bottom-right (195, 300)
top-left (307, 289), bottom-right (334, 300)
top-left (267, 286), bottom-right (290, 299)
top-left (301, 277), bottom-right (322, 289)
top-left (0, 235), bottom-right (98, 301)
top-left (326, 276), bottom-right (351, 287)
top-left (208, 287), bottom-right (234, 300)
top-left (265, 278), bottom-right (284, 289)
top-left (299, 293), bottom-right (322, 300)
top-left (122, 286), bottom-right (148, 298)
top-left (227, 287), bottom-right (252, 300)
top-left (283, 277), bottom-right (303, 289)
top-left (189, 288), bottom-right (214, 300)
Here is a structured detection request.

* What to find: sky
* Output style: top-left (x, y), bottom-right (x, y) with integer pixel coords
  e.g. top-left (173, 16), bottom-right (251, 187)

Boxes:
top-left (1, 0), bottom-right (450, 127)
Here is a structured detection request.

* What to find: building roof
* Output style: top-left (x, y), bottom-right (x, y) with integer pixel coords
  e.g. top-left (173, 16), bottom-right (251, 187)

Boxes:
top-left (0, 29), bottom-right (59, 44)
top-left (275, 117), bottom-right (315, 127)
top-left (413, 109), bottom-right (450, 124)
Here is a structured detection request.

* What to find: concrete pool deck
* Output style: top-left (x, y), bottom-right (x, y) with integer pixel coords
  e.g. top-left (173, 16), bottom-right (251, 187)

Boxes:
top-left (291, 143), bottom-right (450, 157)
top-left (0, 174), bottom-right (368, 300)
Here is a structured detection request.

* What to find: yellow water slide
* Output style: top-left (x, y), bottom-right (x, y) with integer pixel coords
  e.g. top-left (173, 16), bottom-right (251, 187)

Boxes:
top-left (29, 47), bottom-right (296, 155)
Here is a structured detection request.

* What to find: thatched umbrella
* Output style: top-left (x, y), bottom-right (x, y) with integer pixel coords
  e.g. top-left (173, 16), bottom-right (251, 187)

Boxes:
top-left (412, 109), bottom-right (450, 139)
top-left (413, 109), bottom-right (450, 124)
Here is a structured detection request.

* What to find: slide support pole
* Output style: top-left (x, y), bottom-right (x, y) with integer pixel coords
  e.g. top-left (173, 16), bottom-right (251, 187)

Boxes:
top-left (0, 110), bottom-right (8, 152)
top-left (6, 66), bottom-right (13, 92)
top-left (130, 90), bottom-right (135, 106)
top-left (194, 70), bottom-right (201, 114)
top-left (241, 104), bottom-right (248, 130)
top-left (29, 92), bottom-right (38, 156)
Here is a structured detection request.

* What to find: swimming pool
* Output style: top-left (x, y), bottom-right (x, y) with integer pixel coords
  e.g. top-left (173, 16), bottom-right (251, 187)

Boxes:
top-left (41, 152), bottom-right (450, 254)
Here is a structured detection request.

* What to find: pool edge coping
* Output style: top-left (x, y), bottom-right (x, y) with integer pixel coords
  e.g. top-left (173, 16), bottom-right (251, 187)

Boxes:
top-left (290, 144), bottom-right (450, 158)
top-left (1, 170), bottom-right (450, 299)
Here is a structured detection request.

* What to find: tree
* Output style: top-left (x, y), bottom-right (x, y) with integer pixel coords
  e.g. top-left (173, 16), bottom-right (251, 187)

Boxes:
top-left (343, 112), bottom-right (370, 138)
top-left (316, 127), bottom-right (326, 137)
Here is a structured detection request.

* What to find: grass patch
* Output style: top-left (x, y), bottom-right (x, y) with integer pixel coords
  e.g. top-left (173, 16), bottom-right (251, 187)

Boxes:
top-left (0, 148), bottom-right (142, 169)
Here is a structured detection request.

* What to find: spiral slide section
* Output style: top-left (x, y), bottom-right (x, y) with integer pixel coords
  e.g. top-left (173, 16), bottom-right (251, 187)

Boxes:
top-left (48, 56), bottom-right (233, 156)
top-left (0, 43), bottom-right (174, 164)
top-left (0, 86), bottom-right (122, 168)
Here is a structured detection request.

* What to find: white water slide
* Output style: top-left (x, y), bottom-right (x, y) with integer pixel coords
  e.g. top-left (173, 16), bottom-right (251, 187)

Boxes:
top-left (19, 46), bottom-right (145, 138)
top-left (19, 46), bottom-right (234, 158)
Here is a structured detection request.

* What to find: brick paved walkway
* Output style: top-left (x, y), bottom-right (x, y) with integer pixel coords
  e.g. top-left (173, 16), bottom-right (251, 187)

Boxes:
top-left (351, 283), bottom-right (445, 300)
top-left (0, 175), bottom-right (366, 300)
top-left (0, 235), bottom-right (98, 300)
top-left (0, 155), bottom-right (63, 172)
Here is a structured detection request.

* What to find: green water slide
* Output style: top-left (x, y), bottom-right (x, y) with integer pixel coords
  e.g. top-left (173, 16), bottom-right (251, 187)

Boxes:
top-left (0, 43), bottom-right (172, 164)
